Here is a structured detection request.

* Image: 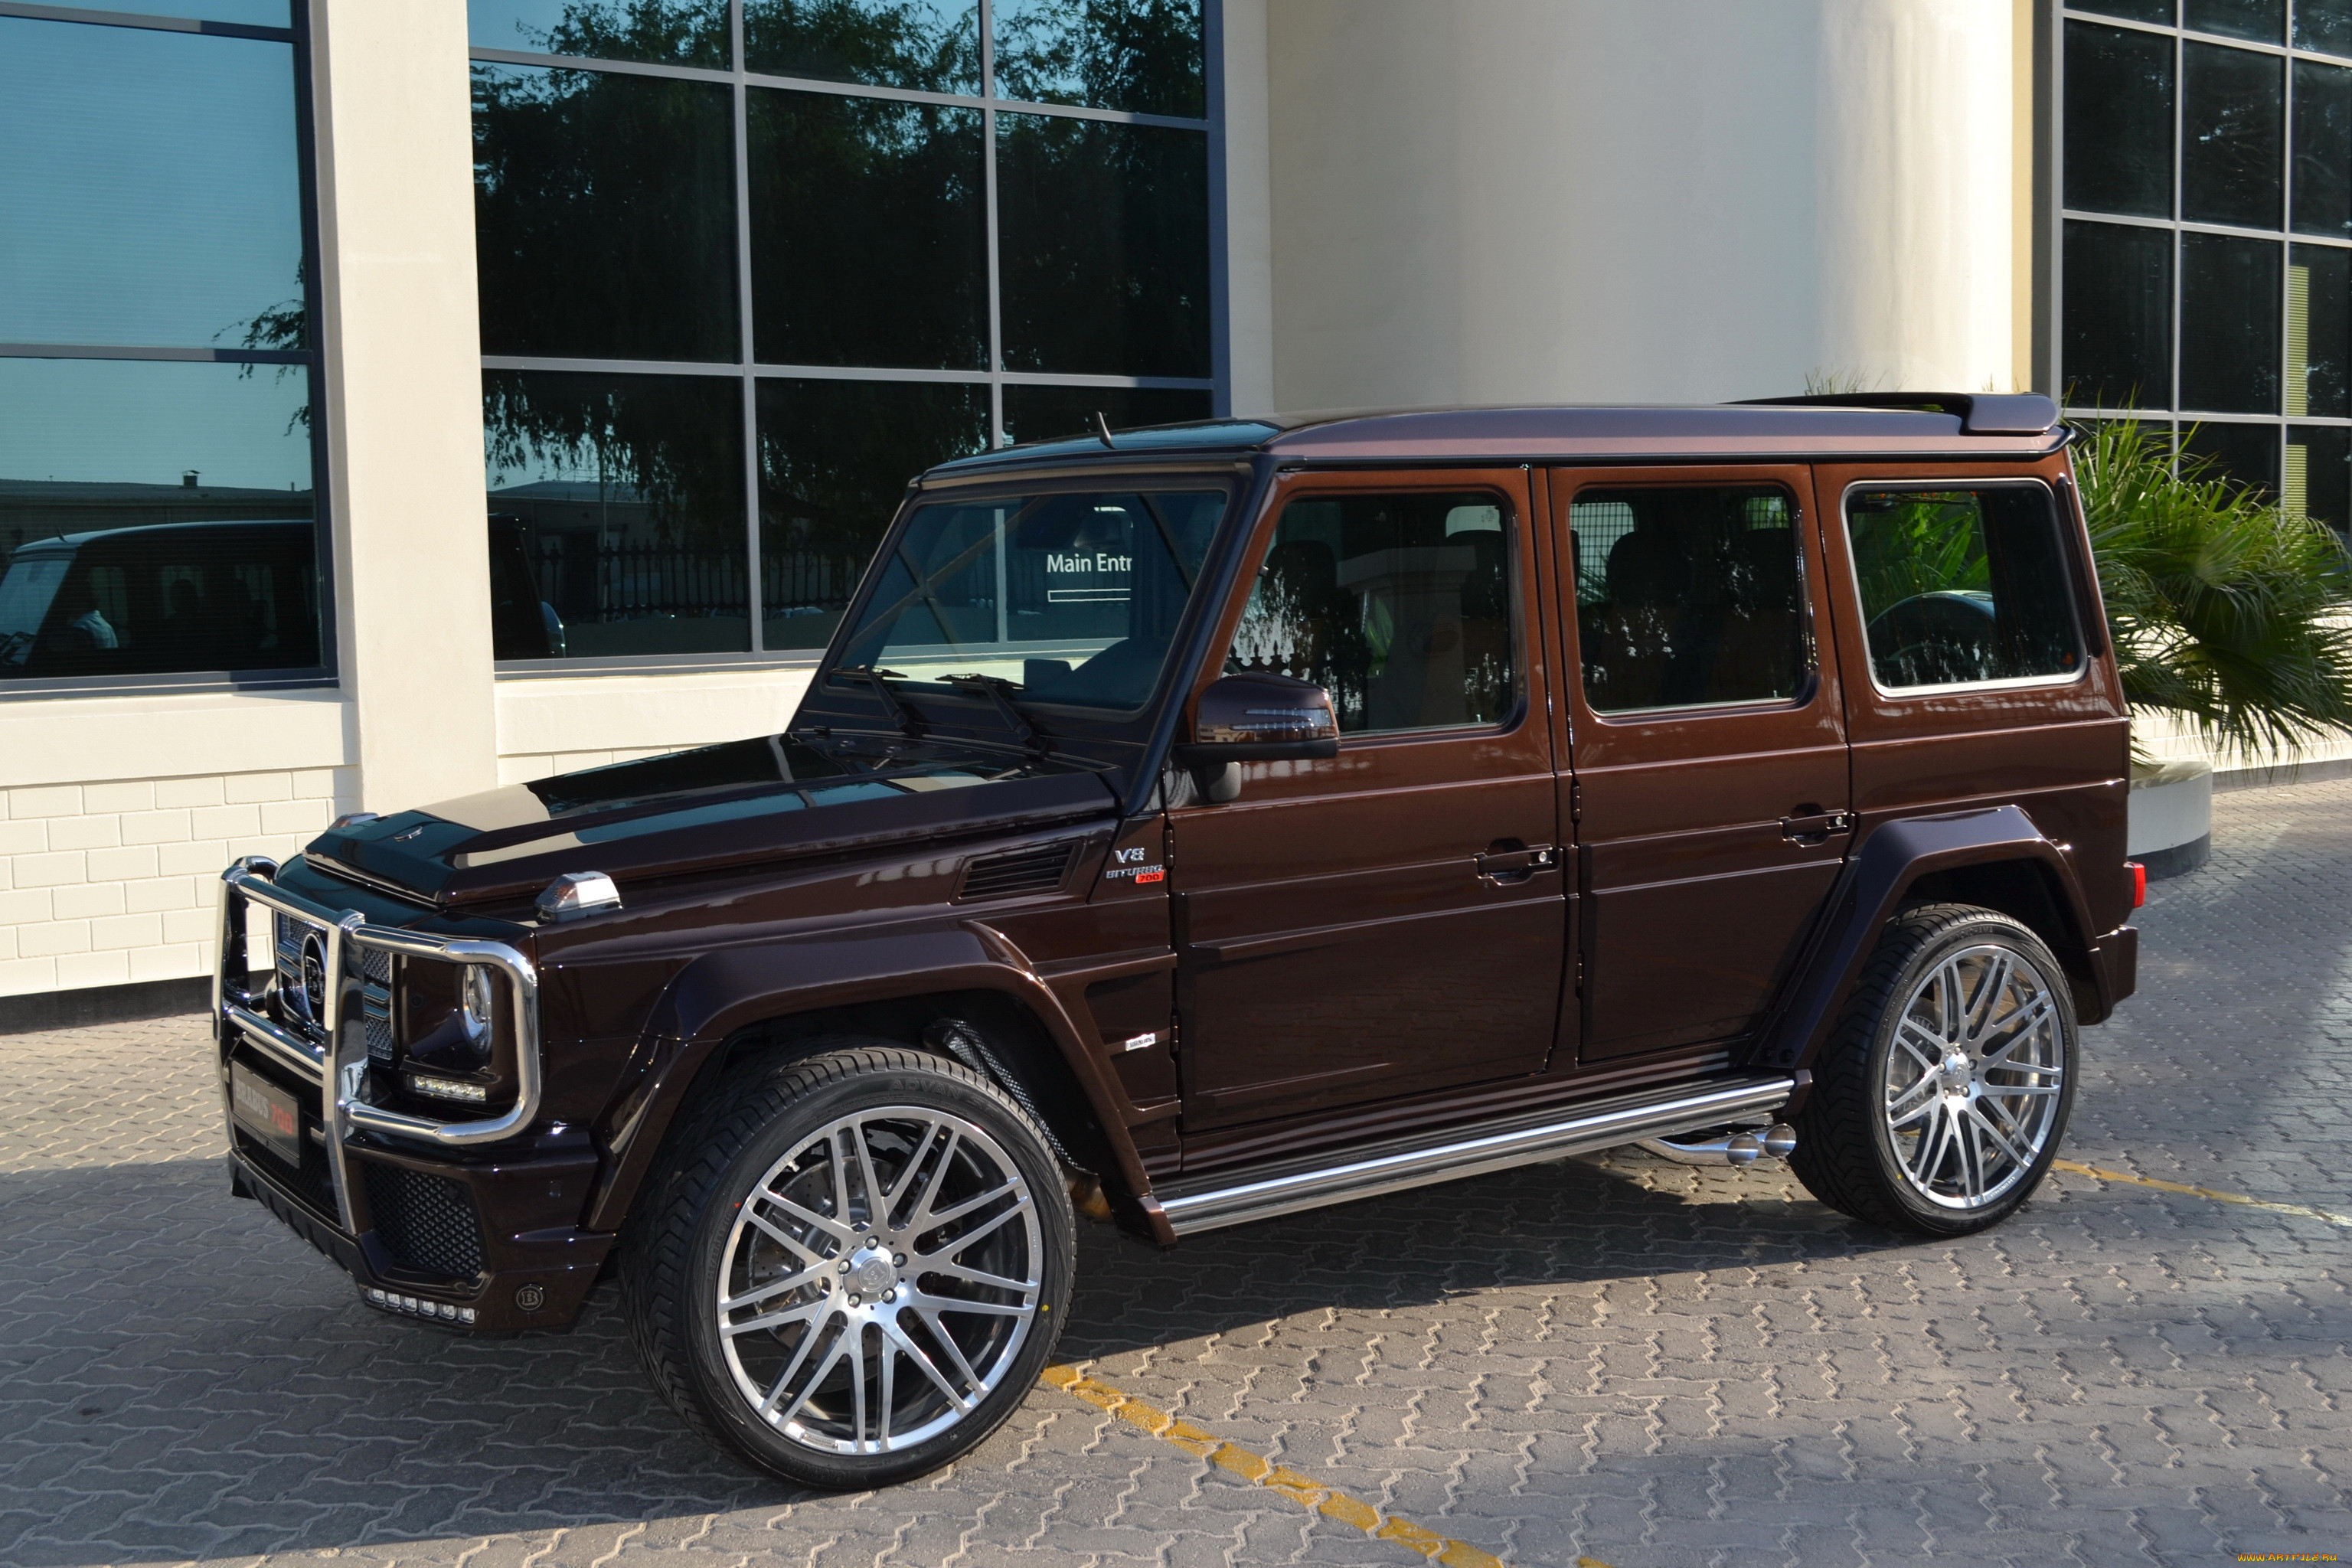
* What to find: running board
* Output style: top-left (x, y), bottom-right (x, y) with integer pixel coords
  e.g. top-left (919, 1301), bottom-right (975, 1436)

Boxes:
top-left (1154, 1074), bottom-right (1798, 1236)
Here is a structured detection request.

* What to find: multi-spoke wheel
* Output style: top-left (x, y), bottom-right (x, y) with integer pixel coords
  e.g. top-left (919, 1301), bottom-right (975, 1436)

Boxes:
top-left (1790, 904), bottom-right (2079, 1236)
top-left (619, 1043), bottom-right (1073, 1487)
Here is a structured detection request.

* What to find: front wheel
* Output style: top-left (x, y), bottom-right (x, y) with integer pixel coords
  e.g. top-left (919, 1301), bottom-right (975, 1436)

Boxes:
top-left (619, 1043), bottom-right (1074, 1488)
top-left (1790, 904), bottom-right (2077, 1236)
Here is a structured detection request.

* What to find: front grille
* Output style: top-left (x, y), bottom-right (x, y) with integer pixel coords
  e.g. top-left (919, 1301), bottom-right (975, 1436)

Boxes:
top-left (362, 1162), bottom-right (485, 1279)
top-left (958, 841), bottom-right (1079, 900)
top-left (361, 948), bottom-right (394, 1066)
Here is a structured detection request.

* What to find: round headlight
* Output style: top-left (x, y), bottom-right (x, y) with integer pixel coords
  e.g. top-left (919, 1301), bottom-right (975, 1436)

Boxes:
top-left (459, 965), bottom-right (494, 1048)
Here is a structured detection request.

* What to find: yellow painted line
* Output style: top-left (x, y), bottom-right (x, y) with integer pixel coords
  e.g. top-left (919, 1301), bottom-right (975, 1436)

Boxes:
top-left (1041, 1364), bottom-right (1614, 1568)
top-left (2053, 1158), bottom-right (2352, 1229)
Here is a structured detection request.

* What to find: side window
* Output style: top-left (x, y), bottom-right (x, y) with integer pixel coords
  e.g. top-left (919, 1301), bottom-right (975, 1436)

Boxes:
top-left (1570, 486), bottom-right (1809, 714)
top-left (1844, 486), bottom-right (2082, 690)
top-left (1226, 491), bottom-right (1516, 733)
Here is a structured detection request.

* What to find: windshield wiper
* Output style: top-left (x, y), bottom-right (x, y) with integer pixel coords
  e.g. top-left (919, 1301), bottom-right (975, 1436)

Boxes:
top-left (832, 664), bottom-right (926, 737)
top-left (942, 673), bottom-right (1047, 756)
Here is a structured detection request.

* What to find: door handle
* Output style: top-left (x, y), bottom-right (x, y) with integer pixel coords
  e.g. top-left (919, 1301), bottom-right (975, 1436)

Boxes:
top-left (1779, 808), bottom-right (1854, 842)
top-left (1475, 844), bottom-right (1560, 884)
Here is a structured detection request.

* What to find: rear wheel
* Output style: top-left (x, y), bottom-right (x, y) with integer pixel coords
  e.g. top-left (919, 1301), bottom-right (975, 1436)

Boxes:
top-left (619, 1043), bottom-right (1073, 1488)
top-left (1790, 904), bottom-right (2076, 1236)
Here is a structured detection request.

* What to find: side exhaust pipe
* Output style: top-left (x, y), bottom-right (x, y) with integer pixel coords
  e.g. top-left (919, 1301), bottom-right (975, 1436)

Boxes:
top-left (1640, 1122), bottom-right (1798, 1167)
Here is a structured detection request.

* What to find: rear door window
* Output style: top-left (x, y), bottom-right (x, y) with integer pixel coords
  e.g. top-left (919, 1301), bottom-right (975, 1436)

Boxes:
top-left (1843, 485), bottom-right (2082, 691)
top-left (1570, 485), bottom-right (1809, 713)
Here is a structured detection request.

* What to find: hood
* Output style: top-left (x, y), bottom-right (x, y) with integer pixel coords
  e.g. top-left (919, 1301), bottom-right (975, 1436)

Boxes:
top-left (305, 733), bottom-right (1118, 910)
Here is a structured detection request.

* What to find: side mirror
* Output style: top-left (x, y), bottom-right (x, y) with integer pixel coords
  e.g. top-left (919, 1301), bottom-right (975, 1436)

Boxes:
top-left (1175, 671), bottom-right (1339, 801)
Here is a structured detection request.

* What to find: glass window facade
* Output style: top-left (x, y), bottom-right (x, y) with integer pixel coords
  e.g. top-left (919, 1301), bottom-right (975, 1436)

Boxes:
top-left (0, 5), bottom-right (325, 690)
top-left (472, 0), bottom-right (1217, 666)
top-left (2060, 3), bottom-right (2352, 528)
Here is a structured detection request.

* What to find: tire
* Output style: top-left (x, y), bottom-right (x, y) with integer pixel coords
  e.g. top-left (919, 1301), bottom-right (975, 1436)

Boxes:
top-left (1789, 904), bottom-right (2078, 1237)
top-left (618, 1041), bottom-right (1075, 1488)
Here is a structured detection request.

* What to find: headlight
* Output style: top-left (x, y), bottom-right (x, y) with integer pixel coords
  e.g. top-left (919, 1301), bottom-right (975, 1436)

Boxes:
top-left (459, 965), bottom-right (494, 1050)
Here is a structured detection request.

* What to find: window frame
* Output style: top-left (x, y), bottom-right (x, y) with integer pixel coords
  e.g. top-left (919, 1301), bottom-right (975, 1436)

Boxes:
top-left (1561, 477), bottom-right (1821, 722)
top-left (474, 0), bottom-right (1230, 679)
top-left (0, 0), bottom-right (335, 701)
top-left (1837, 476), bottom-right (2092, 701)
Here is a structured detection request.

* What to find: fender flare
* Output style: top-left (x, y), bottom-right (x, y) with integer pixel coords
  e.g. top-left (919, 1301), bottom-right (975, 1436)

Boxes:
top-left (1749, 805), bottom-right (2100, 1091)
top-left (583, 920), bottom-right (1152, 1234)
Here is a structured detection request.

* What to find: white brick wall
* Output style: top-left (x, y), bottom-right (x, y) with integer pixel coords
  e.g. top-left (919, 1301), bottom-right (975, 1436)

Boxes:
top-left (0, 767), bottom-right (358, 998)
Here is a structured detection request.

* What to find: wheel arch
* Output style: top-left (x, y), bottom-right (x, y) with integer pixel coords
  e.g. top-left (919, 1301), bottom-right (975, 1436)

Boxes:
top-left (584, 924), bottom-right (1150, 1235)
top-left (1752, 805), bottom-right (2109, 1098)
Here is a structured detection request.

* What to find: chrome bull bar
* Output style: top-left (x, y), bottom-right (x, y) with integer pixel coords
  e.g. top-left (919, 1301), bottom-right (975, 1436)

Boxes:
top-left (214, 858), bottom-right (543, 1231)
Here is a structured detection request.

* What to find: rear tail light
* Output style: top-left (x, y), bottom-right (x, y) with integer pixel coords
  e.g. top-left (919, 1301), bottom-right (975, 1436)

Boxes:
top-left (2127, 860), bottom-right (2146, 908)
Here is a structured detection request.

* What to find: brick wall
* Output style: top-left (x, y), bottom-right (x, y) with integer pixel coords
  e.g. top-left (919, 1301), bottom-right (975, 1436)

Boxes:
top-left (0, 768), bottom-right (359, 998)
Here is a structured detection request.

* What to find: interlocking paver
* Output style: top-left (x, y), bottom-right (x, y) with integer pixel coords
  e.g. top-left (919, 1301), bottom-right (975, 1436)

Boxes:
top-left (5, 779), bottom-right (2352, 1565)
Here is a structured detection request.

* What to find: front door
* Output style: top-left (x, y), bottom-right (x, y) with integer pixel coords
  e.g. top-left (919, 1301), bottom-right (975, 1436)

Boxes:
top-left (1550, 466), bottom-right (1851, 1061)
top-left (1170, 469), bottom-right (1565, 1129)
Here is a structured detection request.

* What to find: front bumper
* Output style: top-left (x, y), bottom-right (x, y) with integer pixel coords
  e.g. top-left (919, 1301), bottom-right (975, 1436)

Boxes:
top-left (214, 859), bottom-right (612, 1331)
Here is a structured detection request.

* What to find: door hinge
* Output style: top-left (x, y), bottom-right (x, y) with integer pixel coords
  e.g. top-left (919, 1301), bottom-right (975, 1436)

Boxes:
top-left (1569, 780), bottom-right (1583, 823)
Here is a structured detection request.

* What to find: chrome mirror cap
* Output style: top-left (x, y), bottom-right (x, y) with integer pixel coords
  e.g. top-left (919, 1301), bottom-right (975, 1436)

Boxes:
top-left (537, 870), bottom-right (622, 923)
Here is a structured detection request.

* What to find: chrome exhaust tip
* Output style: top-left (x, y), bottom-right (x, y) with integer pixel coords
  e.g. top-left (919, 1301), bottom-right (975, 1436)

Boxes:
top-left (1762, 1122), bottom-right (1798, 1158)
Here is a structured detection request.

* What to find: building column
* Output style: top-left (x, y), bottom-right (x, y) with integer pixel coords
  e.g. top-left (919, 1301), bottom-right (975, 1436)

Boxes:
top-left (309, 0), bottom-right (497, 813)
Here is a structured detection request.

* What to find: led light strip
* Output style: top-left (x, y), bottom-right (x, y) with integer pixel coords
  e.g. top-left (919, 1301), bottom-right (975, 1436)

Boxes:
top-left (363, 1287), bottom-right (478, 1325)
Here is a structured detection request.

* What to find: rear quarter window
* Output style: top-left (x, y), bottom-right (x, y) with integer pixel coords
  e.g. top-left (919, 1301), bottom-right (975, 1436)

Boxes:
top-left (1844, 485), bottom-right (2082, 691)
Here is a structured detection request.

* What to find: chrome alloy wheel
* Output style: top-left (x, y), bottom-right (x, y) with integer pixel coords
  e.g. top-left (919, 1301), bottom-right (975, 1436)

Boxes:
top-left (1880, 943), bottom-right (2067, 1210)
top-left (715, 1106), bottom-right (1041, 1455)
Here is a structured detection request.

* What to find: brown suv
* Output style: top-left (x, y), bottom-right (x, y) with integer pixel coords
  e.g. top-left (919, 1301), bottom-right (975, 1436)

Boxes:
top-left (213, 395), bottom-right (2137, 1488)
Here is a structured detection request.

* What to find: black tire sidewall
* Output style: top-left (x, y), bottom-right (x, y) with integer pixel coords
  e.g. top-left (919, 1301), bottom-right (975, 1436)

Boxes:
top-left (678, 1051), bottom-right (1074, 1488)
top-left (1859, 914), bottom-right (2079, 1235)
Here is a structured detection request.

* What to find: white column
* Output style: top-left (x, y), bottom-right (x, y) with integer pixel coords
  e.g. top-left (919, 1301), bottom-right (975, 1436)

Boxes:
top-left (1265, 0), bottom-right (2017, 410)
top-left (309, 0), bottom-right (497, 812)
top-left (1221, 0), bottom-right (1277, 417)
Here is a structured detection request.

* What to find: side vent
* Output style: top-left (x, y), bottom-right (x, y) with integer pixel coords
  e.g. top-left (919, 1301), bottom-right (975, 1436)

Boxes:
top-left (957, 841), bottom-right (1080, 901)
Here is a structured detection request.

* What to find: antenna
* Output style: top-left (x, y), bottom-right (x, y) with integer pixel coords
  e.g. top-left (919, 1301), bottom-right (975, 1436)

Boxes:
top-left (1092, 410), bottom-right (1116, 449)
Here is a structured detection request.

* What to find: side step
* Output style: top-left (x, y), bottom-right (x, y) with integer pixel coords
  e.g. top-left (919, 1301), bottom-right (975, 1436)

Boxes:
top-left (1154, 1074), bottom-right (1797, 1236)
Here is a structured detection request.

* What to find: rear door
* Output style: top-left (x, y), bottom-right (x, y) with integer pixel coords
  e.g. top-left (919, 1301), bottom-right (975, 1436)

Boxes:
top-left (1168, 468), bottom-right (1566, 1129)
top-left (1550, 465), bottom-right (1851, 1061)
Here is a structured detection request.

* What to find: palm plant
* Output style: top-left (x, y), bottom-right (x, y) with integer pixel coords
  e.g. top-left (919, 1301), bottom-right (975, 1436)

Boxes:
top-left (2073, 415), bottom-right (2352, 758)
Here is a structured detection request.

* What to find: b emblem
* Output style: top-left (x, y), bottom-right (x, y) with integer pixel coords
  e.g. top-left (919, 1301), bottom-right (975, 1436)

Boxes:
top-left (296, 933), bottom-right (328, 1021)
top-left (514, 1283), bottom-right (546, 1312)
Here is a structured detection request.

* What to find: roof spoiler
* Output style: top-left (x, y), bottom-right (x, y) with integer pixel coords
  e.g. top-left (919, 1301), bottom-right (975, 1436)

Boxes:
top-left (1730, 391), bottom-right (2060, 436)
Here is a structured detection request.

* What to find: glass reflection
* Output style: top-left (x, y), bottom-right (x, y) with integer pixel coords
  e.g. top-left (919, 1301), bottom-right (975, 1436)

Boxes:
top-left (2182, 41), bottom-right (2281, 229)
top-left (2076, 0), bottom-right (2172, 16)
top-left (2288, 245), bottom-right (2350, 420)
top-left (2064, 220), bottom-right (2173, 408)
top-left (2293, 60), bottom-right (2352, 238)
top-left (2183, 420), bottom-right (2279, 494)
top-left (745, 0), bottom-right (979, 95)
top-left (2182, 233), bottom-right (2281, 413)
top-left (469, 1), bottom-right (729, 67)
top-left (2183, 0), bottom-right (2282, 40)
top-left (0, 19), bottom-right (305, 351)
top-left (991, 0), bottom-right (1204, 117)
top-left (473, 64), bottom-right (740, 362)
top-left (2287, 425), bottom-right (2352, 529)
top-left (74, 2), bottom-right (289, 21)
top-left (484, 370), bottom-right (749, 658)
top-left (747, 90), bottom-right (985, 368)
top-left (755, 378), bottom-right (988, 651)
top-left (1000, 384), bottom-right (1213, 443)
top-left (2063, 22), bottom-right (2174, 218)
top-left (997, 114), bottom-right (1210, 377)
top-left (0, 358), bottom-right (319, 679)
top-left (2301, 0), bottom-right (2352, 57)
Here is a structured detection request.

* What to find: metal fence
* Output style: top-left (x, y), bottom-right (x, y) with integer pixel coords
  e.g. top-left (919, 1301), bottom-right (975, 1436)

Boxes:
top-left (534, 541), bottom-right (864, 622)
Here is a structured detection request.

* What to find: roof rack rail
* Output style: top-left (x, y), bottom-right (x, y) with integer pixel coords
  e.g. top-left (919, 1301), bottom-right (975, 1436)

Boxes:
top-left (1730, 391), bottom-right (2058, 436)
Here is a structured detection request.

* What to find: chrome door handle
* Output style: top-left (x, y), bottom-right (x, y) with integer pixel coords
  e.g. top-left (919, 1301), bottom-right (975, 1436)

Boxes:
top-left (1476, 845), bottom-right (1560, 884)
top-left (1779, 808), bottom-right (1854, 842)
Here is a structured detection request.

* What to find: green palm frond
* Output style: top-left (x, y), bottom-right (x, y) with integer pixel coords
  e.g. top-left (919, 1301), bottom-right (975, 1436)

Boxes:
top-left (2073, 415), bottom-right (2352, 758)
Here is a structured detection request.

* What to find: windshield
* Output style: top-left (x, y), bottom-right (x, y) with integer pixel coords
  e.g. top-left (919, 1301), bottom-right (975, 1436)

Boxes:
top-left (833, 488), bottom-right (1227, 712)
top-left (0, 551), bottom-right (70, 665)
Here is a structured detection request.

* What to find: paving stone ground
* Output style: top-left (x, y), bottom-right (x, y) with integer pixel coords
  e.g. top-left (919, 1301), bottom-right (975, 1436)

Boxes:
top-left (3, 780), bottom-right (2350, 1568)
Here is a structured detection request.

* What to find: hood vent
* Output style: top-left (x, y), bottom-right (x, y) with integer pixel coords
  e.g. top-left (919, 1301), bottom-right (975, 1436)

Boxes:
top-left (957, 841), bottom-right (1080, 901)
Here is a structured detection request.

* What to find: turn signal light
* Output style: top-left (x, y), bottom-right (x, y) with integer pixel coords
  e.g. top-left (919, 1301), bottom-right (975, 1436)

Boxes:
top-left (2127, 860), bottom-right (2146, 908)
